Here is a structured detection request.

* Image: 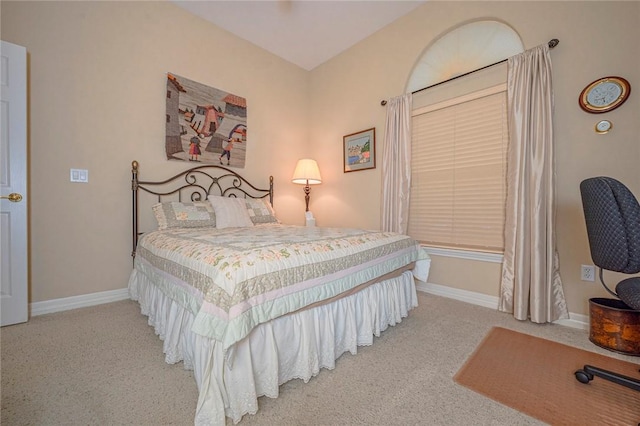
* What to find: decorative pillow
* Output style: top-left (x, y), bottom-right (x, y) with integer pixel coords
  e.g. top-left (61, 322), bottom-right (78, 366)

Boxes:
top-left (152, 201), bottom-right (216, 230)
top-left (245, 198), bottom-right (279, 224)
top-left (209, 196), bottom-right (254, 229)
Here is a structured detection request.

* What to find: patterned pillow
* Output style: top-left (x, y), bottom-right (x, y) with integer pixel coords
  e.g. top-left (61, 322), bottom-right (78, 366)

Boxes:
top-left (152, 201), bottom-right (216, 230)
top-left (245, 198), bottom-right (279, 224)
top-left (209, 196), bottom-right (254, 229)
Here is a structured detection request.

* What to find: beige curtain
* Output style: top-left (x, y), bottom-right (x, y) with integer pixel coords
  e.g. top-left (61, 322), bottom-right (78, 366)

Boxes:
top-left (499, 44), bottom-right (569, 323)
top-left (381, 93), bottom-right (412, 233)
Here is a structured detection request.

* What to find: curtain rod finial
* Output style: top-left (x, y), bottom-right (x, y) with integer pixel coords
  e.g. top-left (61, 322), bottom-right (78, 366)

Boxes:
top-left (381, 100), bottom-right (387, 106)
top-left (548, 39), bottom-right (559, 48)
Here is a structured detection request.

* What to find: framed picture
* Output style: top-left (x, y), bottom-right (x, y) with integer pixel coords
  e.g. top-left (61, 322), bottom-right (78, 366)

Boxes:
top-left (343, 127), bottom-right (375, 173)
top-left (165, 73), bottom-right (247, 168)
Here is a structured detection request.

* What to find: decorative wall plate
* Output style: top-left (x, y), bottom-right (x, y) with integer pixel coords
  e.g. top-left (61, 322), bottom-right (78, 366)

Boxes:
top-left (595, 119), bottom-right (612, 134)
top-left (579, 76), bottom-right (630, 113)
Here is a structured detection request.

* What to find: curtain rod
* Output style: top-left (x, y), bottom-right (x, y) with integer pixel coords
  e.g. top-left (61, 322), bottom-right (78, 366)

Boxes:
top-left (380, 38), bottom-right (559, 106)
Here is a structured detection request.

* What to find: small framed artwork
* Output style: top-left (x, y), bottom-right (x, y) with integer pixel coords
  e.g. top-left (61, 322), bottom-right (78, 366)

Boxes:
top-left (343, 127), bottom-right (375, 173)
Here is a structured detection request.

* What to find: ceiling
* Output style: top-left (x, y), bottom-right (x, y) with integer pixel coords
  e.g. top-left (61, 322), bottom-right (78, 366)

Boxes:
top-left (171, 1), bottom-right (426, 71)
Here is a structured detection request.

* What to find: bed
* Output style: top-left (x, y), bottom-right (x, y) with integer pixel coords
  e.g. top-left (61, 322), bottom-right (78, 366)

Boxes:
top-left (127, 160), bottom-right (430, 425)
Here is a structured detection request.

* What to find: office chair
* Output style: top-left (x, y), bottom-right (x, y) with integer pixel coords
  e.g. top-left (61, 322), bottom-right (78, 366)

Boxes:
top-left (575, 176), bottom-right (640, 392)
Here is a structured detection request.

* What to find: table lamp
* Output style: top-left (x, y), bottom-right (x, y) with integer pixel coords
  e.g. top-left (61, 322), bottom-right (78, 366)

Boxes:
top-left (292, 159), bottom-right (322, 212)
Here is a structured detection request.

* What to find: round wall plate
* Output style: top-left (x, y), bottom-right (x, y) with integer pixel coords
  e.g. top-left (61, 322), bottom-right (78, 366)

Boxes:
top-left (579, 76), bottom-right (630, 114)
top-left (595, 119), bottom-right (612, 134)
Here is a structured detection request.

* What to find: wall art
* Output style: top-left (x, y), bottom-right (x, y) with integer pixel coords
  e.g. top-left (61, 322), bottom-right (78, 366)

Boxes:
top-left (343, 127), bottom-right (375, 173)
top-left (166, 73), bottom-right (247, 168)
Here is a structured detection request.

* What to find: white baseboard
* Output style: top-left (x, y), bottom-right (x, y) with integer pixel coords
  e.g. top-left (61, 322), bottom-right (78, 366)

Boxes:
top-left (555, 313), bottom-right (589, 330)
top-left (416, 281), bottom-right (500, 310)
top-left (416, 281), bottom-right (588, 330)
top-left (30, 288), bottom-right (130, 317)
top-left (29, 282), bottom-right (590, 331)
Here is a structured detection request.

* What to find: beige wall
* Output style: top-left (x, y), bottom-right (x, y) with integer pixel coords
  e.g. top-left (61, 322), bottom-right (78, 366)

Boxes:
top-left (1, 1), bottom-right (309, 303)
top-left (307, 1), bottom-right (640, 316)
top-left (2, 1), bottom-right (639, 317)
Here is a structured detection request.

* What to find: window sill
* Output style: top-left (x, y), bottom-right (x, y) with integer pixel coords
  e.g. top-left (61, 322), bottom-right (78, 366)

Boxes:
top-left (422, 246), bottom-right (503, 263)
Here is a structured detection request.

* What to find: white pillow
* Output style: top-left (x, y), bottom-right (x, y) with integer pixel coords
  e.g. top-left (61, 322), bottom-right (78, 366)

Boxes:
top-left (209, 196), bottom-right (254, 229)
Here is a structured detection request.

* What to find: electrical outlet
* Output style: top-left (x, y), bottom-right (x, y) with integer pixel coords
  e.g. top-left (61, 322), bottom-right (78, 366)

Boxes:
top-left (581, 264), bottom-right (595, 282)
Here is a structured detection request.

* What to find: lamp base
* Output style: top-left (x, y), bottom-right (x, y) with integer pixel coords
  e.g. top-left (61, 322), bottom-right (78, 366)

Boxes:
top-left (305, 211), bottom-right (315, 227)
top-left (303, 184), bottom-right (311, 212)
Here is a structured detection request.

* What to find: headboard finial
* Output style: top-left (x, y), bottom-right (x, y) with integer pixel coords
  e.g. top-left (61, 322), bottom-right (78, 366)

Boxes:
top-left (132, 160), bottom-right (139, 171)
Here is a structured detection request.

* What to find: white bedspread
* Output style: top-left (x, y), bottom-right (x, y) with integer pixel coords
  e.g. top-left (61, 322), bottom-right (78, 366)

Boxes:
top-left (133, 224), bottom-right (430, 350)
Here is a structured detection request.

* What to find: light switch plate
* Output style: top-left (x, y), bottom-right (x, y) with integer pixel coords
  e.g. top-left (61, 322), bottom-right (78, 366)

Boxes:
top-left (70, 168), bottom-right (89, 183)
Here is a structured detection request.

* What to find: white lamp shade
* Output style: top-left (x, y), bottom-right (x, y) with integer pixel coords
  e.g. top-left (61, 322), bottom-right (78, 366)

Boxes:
top-left (292, 159), bottom-right (322, 184)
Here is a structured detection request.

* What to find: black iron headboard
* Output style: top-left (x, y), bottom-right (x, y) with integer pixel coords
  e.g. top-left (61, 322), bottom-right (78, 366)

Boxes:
top-left (131, 160), bottom-right (274, 259)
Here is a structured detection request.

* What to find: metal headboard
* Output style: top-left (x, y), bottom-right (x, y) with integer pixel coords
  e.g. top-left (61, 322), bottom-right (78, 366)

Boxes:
top-left (131, 160), bottom-right (274, 260)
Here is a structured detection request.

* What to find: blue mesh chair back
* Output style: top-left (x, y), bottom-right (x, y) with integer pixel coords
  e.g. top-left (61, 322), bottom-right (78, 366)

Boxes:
top-left (580, 177), bottom-right (640, 274)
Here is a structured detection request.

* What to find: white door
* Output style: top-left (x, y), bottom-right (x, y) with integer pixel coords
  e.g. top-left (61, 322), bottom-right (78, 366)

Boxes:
top-left (1, 40), bottom-right (28, 326)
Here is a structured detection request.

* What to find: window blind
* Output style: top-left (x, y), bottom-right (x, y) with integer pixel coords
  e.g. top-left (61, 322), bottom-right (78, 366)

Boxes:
top-left (408, 86), bottom-right (508, 252)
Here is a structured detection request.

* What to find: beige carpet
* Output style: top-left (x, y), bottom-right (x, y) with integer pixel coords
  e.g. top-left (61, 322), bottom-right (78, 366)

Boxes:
top-left (455, 327), bottom-right (640, 426)
top-left (2, 294), bottom-right (639, 425)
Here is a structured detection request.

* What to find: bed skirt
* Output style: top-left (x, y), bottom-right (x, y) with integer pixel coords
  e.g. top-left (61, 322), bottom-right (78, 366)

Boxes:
top-left (128, 268), bottom-right (419, 425)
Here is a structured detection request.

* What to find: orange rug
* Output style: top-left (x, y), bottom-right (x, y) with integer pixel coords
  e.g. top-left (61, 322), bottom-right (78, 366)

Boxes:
top-left (454, 327), bottom-right (640, 425)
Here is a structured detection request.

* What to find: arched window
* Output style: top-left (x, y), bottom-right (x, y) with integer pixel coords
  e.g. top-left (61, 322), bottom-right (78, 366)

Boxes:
top-left (407, 21), bottom-right (523, 252)
top-left (406, 20), bottom-right (523, 93)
